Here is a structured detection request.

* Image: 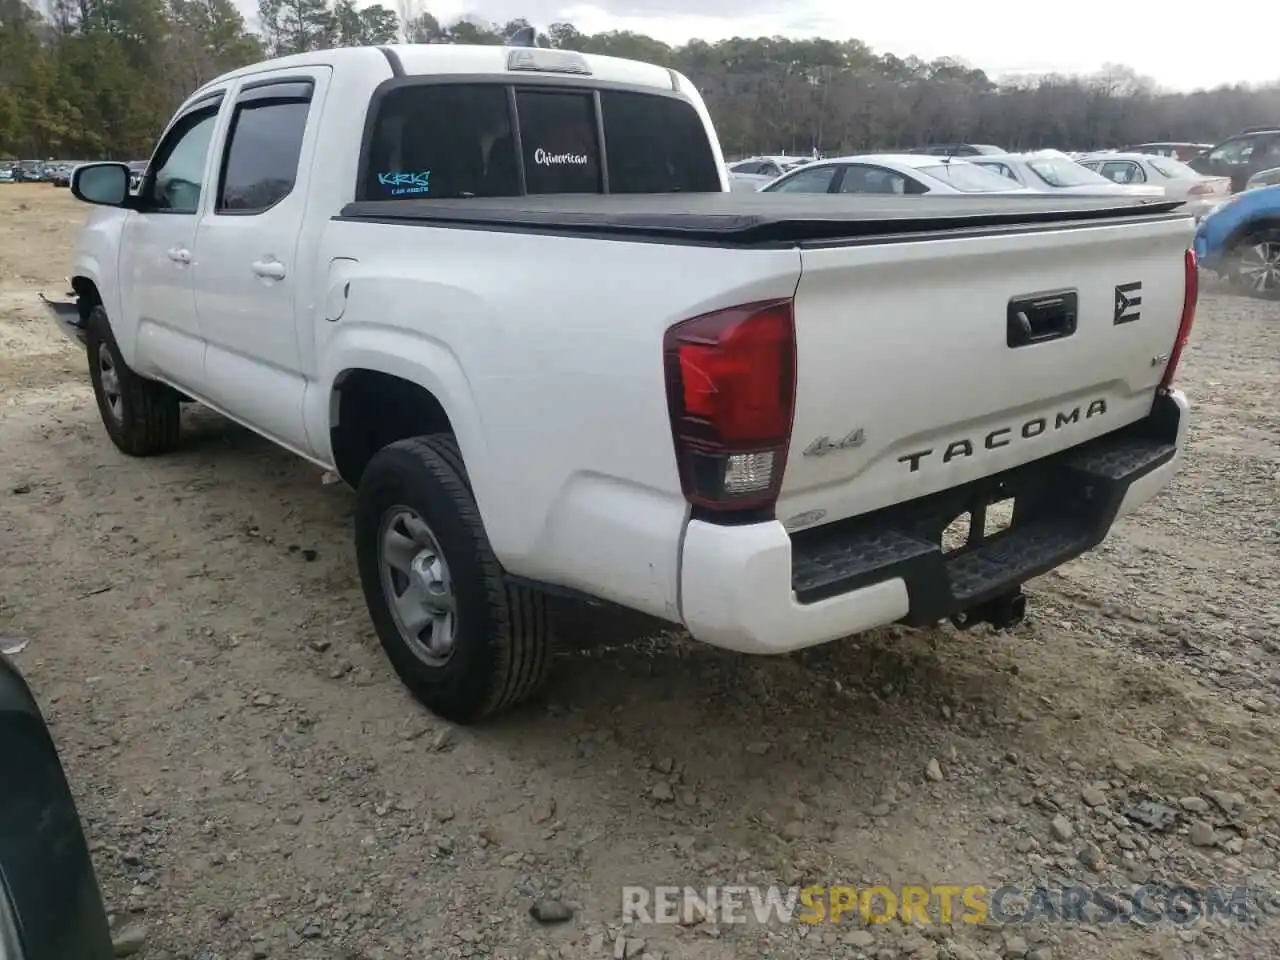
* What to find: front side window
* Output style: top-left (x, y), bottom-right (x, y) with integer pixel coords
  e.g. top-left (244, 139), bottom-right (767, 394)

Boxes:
top-left (218, 92), bottom-right (311, 213)
top-left (1208, 137), bottom-right (1255, 164)
top-left (763, 165), bottom-right (837, 193)
top-left (359, 81), bottom-right (720, 200)
top-left (143, 108), bottom-right (219, 213)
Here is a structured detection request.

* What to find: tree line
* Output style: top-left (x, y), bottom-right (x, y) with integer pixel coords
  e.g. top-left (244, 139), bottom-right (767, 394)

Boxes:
top-left (2, 0), bottom-right (1278, 161)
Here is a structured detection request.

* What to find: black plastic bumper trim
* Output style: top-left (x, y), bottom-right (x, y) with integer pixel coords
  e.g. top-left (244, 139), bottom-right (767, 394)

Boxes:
top-left (790, 396), bottom-right (1181, 625)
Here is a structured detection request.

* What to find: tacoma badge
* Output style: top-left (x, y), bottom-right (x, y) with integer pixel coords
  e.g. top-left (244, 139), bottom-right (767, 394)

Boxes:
top-left (804, 428), bottom-right (866, 457)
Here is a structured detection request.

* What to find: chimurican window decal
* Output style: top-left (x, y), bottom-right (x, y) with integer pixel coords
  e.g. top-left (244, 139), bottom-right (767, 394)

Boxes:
top-left (533, 148), bottom-right (589, 166)
top-left (377, 171), bottom-right (431, 196)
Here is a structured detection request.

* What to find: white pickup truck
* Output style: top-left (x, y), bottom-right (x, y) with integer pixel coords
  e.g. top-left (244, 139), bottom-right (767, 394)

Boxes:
top-left (44, 43), bottom-right (1199, 723)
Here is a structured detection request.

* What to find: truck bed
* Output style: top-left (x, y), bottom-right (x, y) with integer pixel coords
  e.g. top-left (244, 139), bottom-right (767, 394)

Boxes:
top-left (337, 193), bottom-right (1189, 247)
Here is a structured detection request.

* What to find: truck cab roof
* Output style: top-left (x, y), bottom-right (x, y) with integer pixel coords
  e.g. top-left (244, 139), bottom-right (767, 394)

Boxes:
top-left (189, 44), bottom-right (683, 105)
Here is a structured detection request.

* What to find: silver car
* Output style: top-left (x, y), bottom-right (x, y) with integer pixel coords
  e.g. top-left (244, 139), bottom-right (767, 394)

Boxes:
top-left (970, 151), bottom-right (1166, 199)
top-left (1245, 166), bottom-right (1280, 191)
top-left (759, 154), bottom-right (1033, 196)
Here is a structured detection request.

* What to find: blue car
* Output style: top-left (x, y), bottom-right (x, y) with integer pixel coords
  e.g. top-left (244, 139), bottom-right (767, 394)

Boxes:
top-left (1194, 184), bottom-right (1280, 299)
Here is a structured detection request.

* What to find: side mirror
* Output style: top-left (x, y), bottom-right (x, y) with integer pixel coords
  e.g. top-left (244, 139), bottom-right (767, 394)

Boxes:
top-left (71, 162), bottom-right (132, 207)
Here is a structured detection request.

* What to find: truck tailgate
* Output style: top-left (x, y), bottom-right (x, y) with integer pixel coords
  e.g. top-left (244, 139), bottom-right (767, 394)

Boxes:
top-left (777, 215), bottom-right (1194, 528)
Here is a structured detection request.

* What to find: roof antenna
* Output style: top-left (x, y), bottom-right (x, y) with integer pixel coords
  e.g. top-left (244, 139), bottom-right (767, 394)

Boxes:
top-left (505, 25), bottom-right (537, 47)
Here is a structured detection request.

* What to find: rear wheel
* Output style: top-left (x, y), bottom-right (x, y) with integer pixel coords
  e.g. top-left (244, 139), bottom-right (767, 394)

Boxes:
top-left (1228, 228), bottom-right (1280, 300)
top-left (354, 435), bottom-right (553, 723)
top-left (85, 307), bottom-right (181, 456)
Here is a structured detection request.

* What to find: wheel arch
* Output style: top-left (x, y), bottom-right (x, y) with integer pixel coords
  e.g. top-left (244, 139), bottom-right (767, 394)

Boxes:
top-left (70, 276), bottom-right (103, 321)
top-left (1225, 214), bottom-right (1280, 253)
top-left (329, 368), bottom-right (458, 487)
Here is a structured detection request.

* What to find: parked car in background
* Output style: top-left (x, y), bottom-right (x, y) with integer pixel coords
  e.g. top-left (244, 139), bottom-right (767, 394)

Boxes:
top-left (727, 170), bottom-right (772, 192)
top-left (1077, 153), bottom-right (1231, 219)
top-left (727, 156), bottom-right (809, 178)
top-left (50, 164), bottom-right (74, 187)
top-left (1245, 166), bottom-right (1280, 191)
top-left (1188, 127), bottom-right (1280, 193)
top-left (0, 164), bottom-right (14, 183)
top-left (1, 653), bottom-right (115, 959)
top-left (970, 151), bottom-right (1166, 198)
top-left (760, 154), bottom-right (1031, 195)
top-left (1194, 184), bottom-right (1280, 298)
top-left (1116, 142), bottom-right (1212, 162)
top-left (910, 143), bottom-right (1006, 157)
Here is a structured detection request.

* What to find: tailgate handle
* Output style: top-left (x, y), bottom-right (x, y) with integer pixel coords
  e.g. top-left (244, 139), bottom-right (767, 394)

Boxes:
top-left (1007, 290), bottom-right (1078, 348)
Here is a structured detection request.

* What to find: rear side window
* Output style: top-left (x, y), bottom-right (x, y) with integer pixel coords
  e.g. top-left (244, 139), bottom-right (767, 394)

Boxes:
top-left (359, 81), bottom-right (720, 200)
top-left (599, 90), bottom-right (720, 193)
top-left (218, 90), bottom-right (311, 213)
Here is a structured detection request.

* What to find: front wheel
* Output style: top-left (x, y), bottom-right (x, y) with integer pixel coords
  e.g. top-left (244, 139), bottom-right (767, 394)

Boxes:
top-left (354, 435), bottom-right (553, 723)
top-left (85, 307), bottom-right (181, 456)
top-left (1228, 229), bottom-right (1280, 300)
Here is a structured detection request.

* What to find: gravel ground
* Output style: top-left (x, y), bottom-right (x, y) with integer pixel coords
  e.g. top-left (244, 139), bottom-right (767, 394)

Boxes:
top-left (1, 183), bottom-right (1278, 960)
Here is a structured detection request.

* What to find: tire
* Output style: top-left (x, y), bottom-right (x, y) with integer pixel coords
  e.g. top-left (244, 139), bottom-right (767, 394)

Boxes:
top-left (85, 307), bottom-right (181, 456)
top-left (354, 434), bottom-right (552, 723)
top-left (1227, 228), bottom-right (1280, 300)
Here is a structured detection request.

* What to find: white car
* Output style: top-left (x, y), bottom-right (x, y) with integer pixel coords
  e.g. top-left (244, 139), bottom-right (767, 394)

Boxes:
top-left (44, 43), bottom-right (1195, 723)
top-left (760, 154), bottom-right (1033, 195)
top-left (728, 156), bottom-right (810, 179)
top-left (727, 171), bottom-right (772, 192)
top-left (970, 151), bottom-right (1166, 199)
top-left (1077, 152), bottom-right (1232, 219)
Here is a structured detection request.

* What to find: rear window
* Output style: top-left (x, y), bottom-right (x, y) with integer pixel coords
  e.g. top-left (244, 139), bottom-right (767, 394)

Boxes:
top-left (516, 89), bottom-right (601, 194)
top-left (916, 162), bottom-right (1024, 193)
top-left (360, 82), bottom-right (720, 200)
top-left (1147, 156), bottom-right (1199, 180)
top-left (599, 89), bottom-right (720, 193)
top-left (1026, 157), bottom-right (1111, 188)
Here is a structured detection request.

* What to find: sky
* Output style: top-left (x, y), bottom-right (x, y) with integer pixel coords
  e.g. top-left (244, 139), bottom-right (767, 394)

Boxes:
top-left (243, 0), bottom-right (1280, 92)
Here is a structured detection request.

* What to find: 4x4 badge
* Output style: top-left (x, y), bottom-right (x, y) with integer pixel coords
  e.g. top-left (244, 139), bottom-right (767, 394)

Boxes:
top-left (803, 428), bottom-right (866, 457)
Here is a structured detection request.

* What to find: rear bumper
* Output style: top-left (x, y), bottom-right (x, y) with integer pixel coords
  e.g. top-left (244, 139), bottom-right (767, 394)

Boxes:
top-left (679, 390), bottom-right (1189, 654)
top-left (39, 292), bottom-right (86, 346)
top-left (1185, 198), bottom-right (1221, 222)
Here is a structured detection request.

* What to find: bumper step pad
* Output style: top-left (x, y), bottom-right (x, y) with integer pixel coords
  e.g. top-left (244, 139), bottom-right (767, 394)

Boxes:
top-left (790, 414), bottom-right (1177, 626)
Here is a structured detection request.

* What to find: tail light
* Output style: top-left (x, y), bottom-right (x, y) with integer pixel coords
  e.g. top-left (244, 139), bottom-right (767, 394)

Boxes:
top-left (663, 298), bottom-right (796, 515)
top-left (1187, 182), bottom-right (1214, 196)
top-left (1160, 248), bottom-right (1198, 391)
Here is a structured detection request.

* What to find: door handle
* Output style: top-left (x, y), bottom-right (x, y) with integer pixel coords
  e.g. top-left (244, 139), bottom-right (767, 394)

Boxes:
top-left (251, 259), bottom-right (286, 280)
top-left (167, 247), bottom-right (191, 264)
top-left (1006, 291), bottom-right (1078, 348)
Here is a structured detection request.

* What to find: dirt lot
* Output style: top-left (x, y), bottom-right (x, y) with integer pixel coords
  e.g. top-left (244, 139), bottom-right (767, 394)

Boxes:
top-left (1, 182), bottom-right (1278, 960)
